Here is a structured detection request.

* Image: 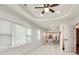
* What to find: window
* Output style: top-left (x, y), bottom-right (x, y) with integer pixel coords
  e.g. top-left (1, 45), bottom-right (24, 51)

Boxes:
top-left (0, 20), bottom-right (11, 48)
top-left (12, 24), bottom-right (26, 47)
top-left (26, 28), bottom-right (31, 36)
top-left (26, 28), bottom-right (31, 43)
top-left (38, 30), bottom-right (41, 40)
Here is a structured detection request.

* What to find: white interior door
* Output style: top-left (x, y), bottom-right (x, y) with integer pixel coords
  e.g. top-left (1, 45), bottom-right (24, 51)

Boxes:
top-left (64, 25), bottom-right (74, 52)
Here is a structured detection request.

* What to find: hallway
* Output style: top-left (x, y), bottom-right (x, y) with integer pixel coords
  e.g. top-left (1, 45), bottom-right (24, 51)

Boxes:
top-left (23, 44), bottom-right (76, 55)
top-left (0, 4), bottom-right (79, 55)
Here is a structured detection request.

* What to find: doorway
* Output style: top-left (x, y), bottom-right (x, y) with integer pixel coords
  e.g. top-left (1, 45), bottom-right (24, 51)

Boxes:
top-left (76, 28), bottom-right (79, 54)
top-left (46, 32), bottom-right (60, 45)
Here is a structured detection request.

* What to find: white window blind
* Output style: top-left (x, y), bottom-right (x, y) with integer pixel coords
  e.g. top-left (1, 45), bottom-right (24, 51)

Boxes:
top-left (38, 30), bottom-right (41, 40)
top-left (26, 28), bottom-right (31, 43)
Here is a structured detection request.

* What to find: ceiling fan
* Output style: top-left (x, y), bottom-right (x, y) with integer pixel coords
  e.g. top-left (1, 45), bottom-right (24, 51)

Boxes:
top-left (35, 4), bottom-right (59, 14)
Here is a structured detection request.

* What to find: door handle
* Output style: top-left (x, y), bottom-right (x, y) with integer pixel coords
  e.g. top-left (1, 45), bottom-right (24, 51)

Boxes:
top-left (64, 39), bottom-right (67, 41)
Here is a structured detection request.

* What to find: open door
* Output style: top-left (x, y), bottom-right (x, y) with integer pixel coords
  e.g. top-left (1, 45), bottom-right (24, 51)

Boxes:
top-left (76, 28), bottom-right (79, 54)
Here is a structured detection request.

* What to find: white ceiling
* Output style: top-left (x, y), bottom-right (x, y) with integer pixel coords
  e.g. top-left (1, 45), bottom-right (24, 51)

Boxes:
top-left (2, 4), bottom-right (79, 31)
top-left (24, 4), bottom-right (72, 20)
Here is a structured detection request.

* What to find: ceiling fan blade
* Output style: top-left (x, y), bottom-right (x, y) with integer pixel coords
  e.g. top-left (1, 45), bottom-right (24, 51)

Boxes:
top-left (42, 10), bottom-right (45, 14)
top-left (35, 7), bottom-right (44, 9)
top-left (50, 4), bottom-right (59, 7)
top-left (24, 4), bottom-right (27, 6)
top-left (44, 4), bottom-right (47, 7)
top-left (47, 4), bottom-right (50, 7)
top-left (49, 8), bottom-right (55, 13)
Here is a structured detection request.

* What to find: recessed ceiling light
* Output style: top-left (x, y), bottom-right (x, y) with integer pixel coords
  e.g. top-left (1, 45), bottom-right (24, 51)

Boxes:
top-left (56, 11), bottom-right (60, 14)
top-left (40, 14), bottom-right (43, 16)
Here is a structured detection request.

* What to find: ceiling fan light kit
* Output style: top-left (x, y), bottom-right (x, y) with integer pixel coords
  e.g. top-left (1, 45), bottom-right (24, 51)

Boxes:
top-left (34, 4), bottom-right (59, 14)
top-left (45, 8), bottom-right (49, 12)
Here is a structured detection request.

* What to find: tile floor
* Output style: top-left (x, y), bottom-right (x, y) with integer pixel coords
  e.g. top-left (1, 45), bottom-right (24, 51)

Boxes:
top-left (22, 44), bottom-right (76, 55)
